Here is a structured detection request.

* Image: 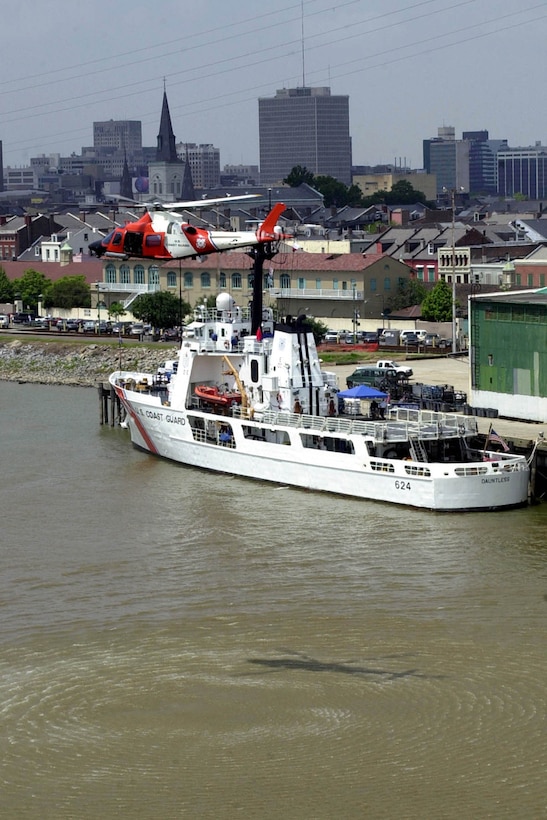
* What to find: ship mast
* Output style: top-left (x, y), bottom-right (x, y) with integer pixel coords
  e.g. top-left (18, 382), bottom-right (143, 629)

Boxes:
top-left (248, 241), bottom-right (278, 335)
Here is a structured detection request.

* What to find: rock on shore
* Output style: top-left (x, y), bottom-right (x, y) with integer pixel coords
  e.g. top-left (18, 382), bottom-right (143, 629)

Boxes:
top-left (0, 339), bottom-right (173, 386)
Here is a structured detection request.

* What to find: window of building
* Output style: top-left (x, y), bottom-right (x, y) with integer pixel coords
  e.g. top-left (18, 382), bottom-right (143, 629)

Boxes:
top-left (415, 265), bottom-right (424, 280)
top-left (166, 270), bottom-right (177, 288)
top-left (333, 278), bottom-right (339, 290)
top-left (219, 272), bottom-right (226, 288)
top-left (280, 273), bottom-right (291, 289)
top-left (201, 272), bottom-right (211, 288)
top-left (106, 264), bottom-right (117, 283)
top-left (369, 278), bottom-right (377, 292)
top-left (426, 266), bottom-right (436, 282)
top-left (383, 277), bottom-right (391, 291)
top-left (184, 272), bottom-right (193, 288)
top-left (134, 265), bottom-right (145, 285)
top-left (232, 272), bottom-right (242, 289)
top-left (298, 277), bottom-right (306, 290)
top-left (528, 273), bottom-right (534, 288)
top-left (148, 265), bottom-right (160, 286)
top-left (120, 265), bottom-right (131, 285)
top-left (315, 278), bottom-right (321, 290)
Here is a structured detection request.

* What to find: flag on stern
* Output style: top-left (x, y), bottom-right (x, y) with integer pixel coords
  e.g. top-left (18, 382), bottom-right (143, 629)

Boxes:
top-left (486, 427), bottom-right (510, 452)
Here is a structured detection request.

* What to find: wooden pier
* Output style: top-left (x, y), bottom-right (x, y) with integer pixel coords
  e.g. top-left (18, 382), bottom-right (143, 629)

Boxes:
top-left (98, 382), bottom-right (125, 426)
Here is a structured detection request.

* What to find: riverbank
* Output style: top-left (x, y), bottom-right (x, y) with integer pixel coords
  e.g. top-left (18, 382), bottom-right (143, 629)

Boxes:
top-left (0, 338), bottom-right (173, 386)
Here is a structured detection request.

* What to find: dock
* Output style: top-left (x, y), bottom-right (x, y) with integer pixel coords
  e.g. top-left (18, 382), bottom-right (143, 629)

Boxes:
top-left (97, 382), bottom-right (125, 427)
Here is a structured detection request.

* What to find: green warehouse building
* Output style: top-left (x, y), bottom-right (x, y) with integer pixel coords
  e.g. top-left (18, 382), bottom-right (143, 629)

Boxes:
top-left (469, 289), bottom-right (547, 422)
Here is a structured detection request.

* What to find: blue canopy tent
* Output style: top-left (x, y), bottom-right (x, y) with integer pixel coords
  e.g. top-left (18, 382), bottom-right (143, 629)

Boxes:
top-left (337, 385), bottom-right (388, 399)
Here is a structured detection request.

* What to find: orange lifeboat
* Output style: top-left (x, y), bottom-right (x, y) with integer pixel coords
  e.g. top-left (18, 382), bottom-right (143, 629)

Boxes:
top-left (195, 385), bottom-right (242, 407)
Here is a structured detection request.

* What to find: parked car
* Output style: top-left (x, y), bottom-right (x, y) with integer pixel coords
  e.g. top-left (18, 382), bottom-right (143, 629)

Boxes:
top-left (82, 320), bottom-right (97, 333)
top-left (129, 323), bottom-right (145, 336)
top-left (160, 327), bottom-right (181, 341)
top-left (424, 333), bottom-right (441, 347)
top-left (0, 314), bottom-right (10, 328)
top-left (12, 312), bottom-right (35, 324)
top-left (346, 366), bottom-right (399, 388)
top-left (359, 331), bottom-right (379, 343)
top-left (399, 330), bottom-right (418, 344)
top-left (323, 330), bottom-right (339, 343)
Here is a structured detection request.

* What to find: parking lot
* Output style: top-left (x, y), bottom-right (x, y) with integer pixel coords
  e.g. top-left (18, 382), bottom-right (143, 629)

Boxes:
top-left (334, 354), bottom-right (544, 441)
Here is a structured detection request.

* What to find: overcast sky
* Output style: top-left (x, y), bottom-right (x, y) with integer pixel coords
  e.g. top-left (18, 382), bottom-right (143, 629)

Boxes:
top-left (2, 0), bottom-right (546, 171)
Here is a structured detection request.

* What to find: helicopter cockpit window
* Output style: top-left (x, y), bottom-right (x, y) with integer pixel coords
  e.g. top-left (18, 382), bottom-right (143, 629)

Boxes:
top-left (111, 232), bottom-right (123, 246)
top-left (167, 222), bottom-right (180, 234)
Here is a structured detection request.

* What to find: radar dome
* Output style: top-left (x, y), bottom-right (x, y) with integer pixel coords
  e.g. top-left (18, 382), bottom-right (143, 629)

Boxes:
top-left (216, 293), bottom-right (236, 312)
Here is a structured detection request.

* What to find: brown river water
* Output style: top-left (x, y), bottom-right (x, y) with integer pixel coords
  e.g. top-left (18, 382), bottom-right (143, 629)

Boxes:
top-left (1, 381), bottom-right (546, 819)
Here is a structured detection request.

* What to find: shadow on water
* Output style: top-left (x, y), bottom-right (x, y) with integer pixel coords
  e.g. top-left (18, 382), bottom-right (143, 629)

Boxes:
top-left (245, 650), bottom-right (442, 681)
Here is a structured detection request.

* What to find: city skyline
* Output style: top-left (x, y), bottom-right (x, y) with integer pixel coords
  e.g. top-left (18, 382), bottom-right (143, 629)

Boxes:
top-left (1, 0), bottom-right (546, 172)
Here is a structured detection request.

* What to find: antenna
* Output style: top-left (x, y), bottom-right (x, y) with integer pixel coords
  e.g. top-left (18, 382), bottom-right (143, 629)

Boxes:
top-left (301, 0), bottom-right (305, 86)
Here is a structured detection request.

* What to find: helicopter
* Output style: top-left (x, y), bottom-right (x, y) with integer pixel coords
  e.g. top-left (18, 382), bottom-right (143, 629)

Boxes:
top-left (88, 194), bottom-right (287, 261)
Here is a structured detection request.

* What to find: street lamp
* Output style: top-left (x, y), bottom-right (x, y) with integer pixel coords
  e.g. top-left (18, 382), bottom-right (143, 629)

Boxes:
top-left (450, 189), bottom-right (457, 355)
top-left (443, 186), bottom-right (462, 355)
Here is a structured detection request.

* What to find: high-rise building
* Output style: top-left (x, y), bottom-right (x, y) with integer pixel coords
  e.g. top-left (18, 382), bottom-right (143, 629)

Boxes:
top-left (258, 87), bottom-right (352, 185)
top-left (423, 126), bottom-right (469, 195)
top-left (176, 143), bottom-right (220, 190)
top-left (93, 120), bottom-right (142, 155)
top-left (462, 130), bottom-right (507, 195)
top-left (497, 143), bottom-right (547, 199)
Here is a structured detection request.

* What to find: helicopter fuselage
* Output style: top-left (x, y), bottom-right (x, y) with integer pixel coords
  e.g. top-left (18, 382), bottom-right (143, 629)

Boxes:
top-left (89, 202), bottom-right (286, 261)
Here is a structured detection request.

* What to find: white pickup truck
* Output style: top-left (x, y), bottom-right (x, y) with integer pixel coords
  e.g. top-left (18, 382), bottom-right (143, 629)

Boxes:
top-left (376, 359), bottom-right (413, 378)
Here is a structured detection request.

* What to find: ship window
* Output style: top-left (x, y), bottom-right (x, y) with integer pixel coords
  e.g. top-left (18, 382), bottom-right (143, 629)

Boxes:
top-left (242, 426), bottom-right (290, 445)
top-left (250, 360), bottom-right (259, 383)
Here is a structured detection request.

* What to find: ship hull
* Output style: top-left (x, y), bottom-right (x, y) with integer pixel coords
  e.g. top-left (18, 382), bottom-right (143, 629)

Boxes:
top-left (119, 390), bottom-right (529, 512)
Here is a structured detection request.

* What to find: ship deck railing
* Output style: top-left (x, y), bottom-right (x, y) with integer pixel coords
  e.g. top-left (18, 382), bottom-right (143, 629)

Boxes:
top-left (242, 407), bottom-right (479, 443)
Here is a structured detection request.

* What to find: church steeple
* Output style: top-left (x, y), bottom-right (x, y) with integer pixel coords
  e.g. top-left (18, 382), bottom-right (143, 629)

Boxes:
top-left (120, 149), bottom-right (133, 201)
top-left (181, 145), bottom-right (196, 200)
top-left (156, 89), bottom-right (178, 162)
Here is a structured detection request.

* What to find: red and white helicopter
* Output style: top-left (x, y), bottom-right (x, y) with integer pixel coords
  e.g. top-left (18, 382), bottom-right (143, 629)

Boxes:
top-left (88, 194), bottom-right (287, 261)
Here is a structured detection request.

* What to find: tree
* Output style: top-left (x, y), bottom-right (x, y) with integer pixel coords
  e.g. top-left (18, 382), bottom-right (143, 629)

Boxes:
top-left (132, 291), bottom-right (191, 330)
top-left (46, 275), bottom-right (90, 309)
top-left (389, 278), bottom-right (428, 312)
top-left (421, 280), bottom-right (453, 322)
top-left (283, 165), bottom-right (316, 187)
top-left (283, 166), bottom-right (365, 207)
top-left (12, 269), bottom-right (51, 312)
top-left (108, 301), bottom-right (126, 321)
top-left (0, 267), bottom-right (15, 303)
top-left (302, 316), bottom-right (329, 345)
top-left (362, 180), bottom-right (427, 208)
top-left (313, 175), bottom-right (363, 207)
